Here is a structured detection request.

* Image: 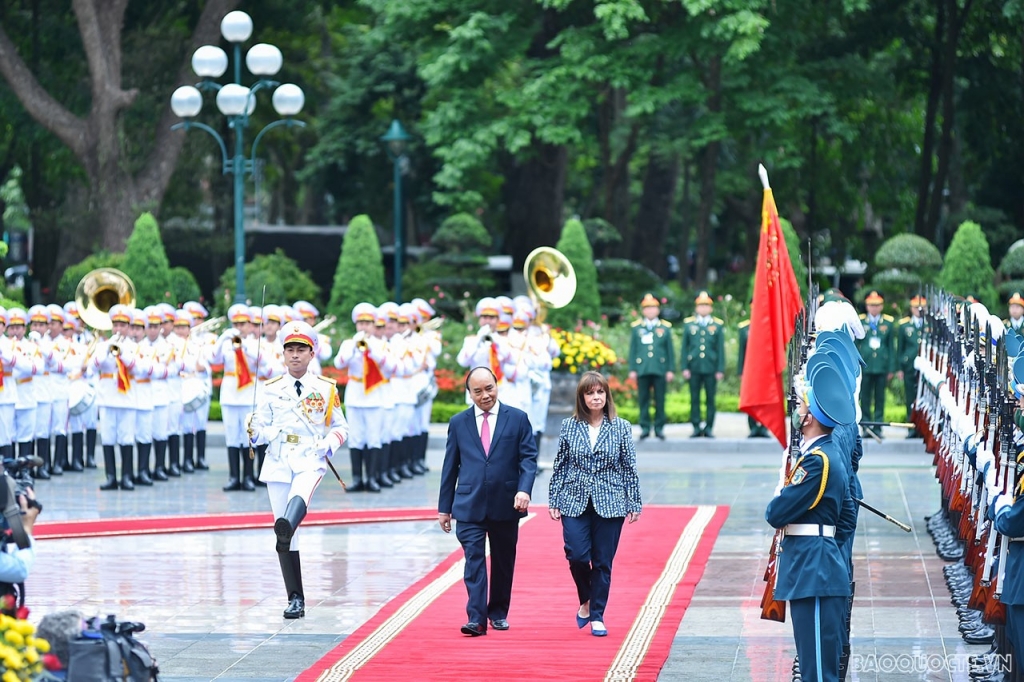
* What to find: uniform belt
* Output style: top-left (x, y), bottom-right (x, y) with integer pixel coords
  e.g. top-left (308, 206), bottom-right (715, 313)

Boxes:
top-left (100, 373), bottom-right (114, 379)
top-left (1010, 537), bottom-right (1024, 543)
top-left (16, 378), bottom-right (31, 385)
top-left (279, 433), bottom-right (314, 445)
top-left (784, 524), bottom-right (836, 537)
top-left (2, 372), bottom-right (10, 377)
top-left (136, 379), bottom-right (151, 384)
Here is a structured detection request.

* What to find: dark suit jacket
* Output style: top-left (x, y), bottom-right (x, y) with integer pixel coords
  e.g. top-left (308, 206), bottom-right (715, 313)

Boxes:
top-left (438, 403), bottom-right (538, 523)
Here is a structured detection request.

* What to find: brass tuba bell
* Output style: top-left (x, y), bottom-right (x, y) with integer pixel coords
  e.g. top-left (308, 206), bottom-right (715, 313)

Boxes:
top-left (75, 268), bottom-right (137, 331)
top-left (524, 247), bottom-right (577, 323)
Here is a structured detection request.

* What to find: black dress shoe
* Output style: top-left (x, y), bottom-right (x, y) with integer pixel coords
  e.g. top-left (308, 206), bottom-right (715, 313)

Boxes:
top-left (460, 622), bottom-right (486, 636)
top-left (655, 433), bottom-right (665, 441)
top-left (689, 430), bottom-right (702, 438)
top-left (639, 432), bottom-right (650, 440)
top-left (283, 595), bottom-right (305, 619)
top-left (490, 618), bottom-right (509, 630)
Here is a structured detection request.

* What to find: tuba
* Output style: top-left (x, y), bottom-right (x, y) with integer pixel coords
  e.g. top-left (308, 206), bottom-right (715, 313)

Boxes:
top-left (75, 268), bottom-right (136, 332)
top-left (524, 247), bottom-right (577, 324)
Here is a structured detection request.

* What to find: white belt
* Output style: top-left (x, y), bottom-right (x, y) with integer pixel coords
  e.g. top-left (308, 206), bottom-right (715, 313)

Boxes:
top-left (1009, 537), bottom-right (1024, 543)
top-left (784, 524), bottom-right (836, 537)
top-left (278, 433), bottom-right (315, 445)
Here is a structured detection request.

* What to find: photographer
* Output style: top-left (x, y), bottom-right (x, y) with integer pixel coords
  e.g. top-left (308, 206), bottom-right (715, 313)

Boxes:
top-left (0, 487), bottom-right (39, 584)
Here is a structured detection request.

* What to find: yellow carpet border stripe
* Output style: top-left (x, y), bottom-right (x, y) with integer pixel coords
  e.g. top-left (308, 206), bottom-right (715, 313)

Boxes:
top-left (604, 504), bottom-right (718, 682)
top-left (316, 514), bottom-right (534, 682)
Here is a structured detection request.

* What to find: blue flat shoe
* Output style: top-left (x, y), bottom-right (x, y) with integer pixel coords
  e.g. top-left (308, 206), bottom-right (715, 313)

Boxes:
top-left (591, 621), bottom-right (607, 637)
top-left (576, 613), bottom-right (589, 629)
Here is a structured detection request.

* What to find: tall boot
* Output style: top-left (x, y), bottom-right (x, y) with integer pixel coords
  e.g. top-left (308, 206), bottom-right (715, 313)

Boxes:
top-left (222, 447), bottom-right (241, 491)
top-left (182, 433), bottom-right (195, 473)
top-left (277, 550), bottom-right (305, 619)
top-left (348, 448), bottom-right (366, 492)
top-left (365, 447), bottom-right (381, 493)
top-left (134, 443), bottom-right (153, 486)
top-left (396, 438), bottom-right (413, 479)
top-left (275, 496), bottom-right (307, 552)
top-left (34, 438), bottom-right (51, 480)
top-left (241, 448), bottom-right (256, 491)
top-left (85, 428), bottom-right (98, 468)
top-left (69, 433), bottom-right (85, 472)
top-left (152, 440), bottom-right (168, 481)
top-left (410, 433), bottom-right (427, 475)
top-left (99, 445), bottom-right (119, 491)
top-left (254, 444), bottom-right (267, 487)
top-left (194, 429), bottom-right (209, 470)
top-left (377, 443), bottom-right (394, 488)
top-left (167, 435), bottom-right (181, 477)
top-left (119, 445), bottom-right (135, 491)
top-left (54, 435), bottom-right (70, 474)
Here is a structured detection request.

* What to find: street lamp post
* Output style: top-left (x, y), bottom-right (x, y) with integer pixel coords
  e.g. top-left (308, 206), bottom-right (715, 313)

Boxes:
top-left (169, 10), bottom-right (305, 304)
top-left (381, 119), bottom-right (411, 303)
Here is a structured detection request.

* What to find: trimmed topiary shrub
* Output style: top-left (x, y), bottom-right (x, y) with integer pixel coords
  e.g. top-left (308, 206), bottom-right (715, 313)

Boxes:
top-left (430, 213), bottom-right (491, 254)
top-left (216, 249), bottom-right (320, 311)
top-left (328, 214), bottom-right (389, 322)
top-left (168, 267), bottom-right (202, 306)
top-left (546, 219), bottom-right (600, 330)
top-left (122, 212), bottom-right (173, 306)
top-left (56, 252), bottom-right (126, 303)
top-left (939, 221), bottom-right (998, 308)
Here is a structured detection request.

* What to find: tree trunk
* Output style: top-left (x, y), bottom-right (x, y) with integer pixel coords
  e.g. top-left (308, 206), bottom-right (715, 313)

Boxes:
top-left (633, 152), bottom-right (680, 276)
top-left (913, 2), bottom-right (945, 236)
top-left (677, 159), bottom-right (693, 287)
top-left (501, 142), bottom-right (568, 269)
top-left (693, 55), bottom-right (723, 290)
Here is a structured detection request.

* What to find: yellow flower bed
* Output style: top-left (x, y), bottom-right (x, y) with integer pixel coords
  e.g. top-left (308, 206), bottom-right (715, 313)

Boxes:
top-left (0, 615), bottom-right (50, 680)
top-left (551, 329), bottom-right (618, 374)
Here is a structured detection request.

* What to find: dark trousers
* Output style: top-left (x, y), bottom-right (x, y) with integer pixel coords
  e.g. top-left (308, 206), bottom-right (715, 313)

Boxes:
top-left (1008, 604), bottom-right (1024, 675)
top-left (860, 373), bottom-right (887, 433)
top-left (636, 374), bottom-right (666, 435)
top-left (455, 518), bottom-right (520, 625)
top-left (791, 595), bottom-right (845, 682)
top-left (561, 499), bottom-right (625, 623)
top-left (689, 372), bottom-right (717, 429)
top-left (902, 369), bottom-right (918, 418)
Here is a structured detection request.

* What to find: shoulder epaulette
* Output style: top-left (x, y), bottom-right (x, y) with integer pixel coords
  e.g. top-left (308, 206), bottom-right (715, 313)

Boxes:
top-left (318, 374), bottom-right (337, 385)
top-left (807, 447), bottom-right (830, 510)
top-left (265, 376), bottom-right (284, 385)
top-left (683, 316), bottom-right (696, 323)
top-left (898, 316), bottom-right (911, 324)
top-left (1004, 319), bottom-right (1012, 326)
top-left (660, 320), bottom-right (672, 328)
top-left (738, 319), bottom-right (751, 328)
top-left (631, 319), bottom-right (644, 327)
top-left (858, 313), bottom-right (867, 320)
top-left (882, 314), bottom-right (894, 322)
top-left (712, 316), bottom-right (724, 325)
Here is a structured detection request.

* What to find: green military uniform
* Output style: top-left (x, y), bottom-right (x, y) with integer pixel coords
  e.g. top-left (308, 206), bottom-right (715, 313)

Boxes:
top-left (737, 319), bottom-right (768, 437)
top-left (1005, 292), bottom-right (1024, 345)
top-left (856, 309), bottom-right (895, 437)
top-left (896, 312), bottom-right (927, 437)
top-left (629, 315), bottom-right (675, 438)
top-left (681, 311), bottom-right (725, 437)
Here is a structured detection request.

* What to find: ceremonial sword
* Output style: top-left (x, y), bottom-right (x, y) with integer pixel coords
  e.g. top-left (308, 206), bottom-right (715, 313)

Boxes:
top-left (855, 498), bottom-right (912, 532)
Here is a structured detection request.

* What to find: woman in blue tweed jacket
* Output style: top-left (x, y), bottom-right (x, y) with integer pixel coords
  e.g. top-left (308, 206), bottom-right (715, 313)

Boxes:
top-left (549, 371), bottom-right (642, 637)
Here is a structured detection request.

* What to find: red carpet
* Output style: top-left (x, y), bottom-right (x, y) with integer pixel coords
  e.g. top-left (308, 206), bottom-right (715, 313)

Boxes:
top-left (32, 507), bottom-right (437, 539)
top-left (298, 504), bottom-right (728, 682)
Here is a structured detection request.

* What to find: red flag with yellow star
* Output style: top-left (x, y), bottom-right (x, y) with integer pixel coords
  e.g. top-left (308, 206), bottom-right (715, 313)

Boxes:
top-left (739, 173), bottom-right (803, 446)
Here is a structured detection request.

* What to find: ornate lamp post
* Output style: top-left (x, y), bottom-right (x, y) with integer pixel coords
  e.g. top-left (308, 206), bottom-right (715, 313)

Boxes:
top-left (381, 119), bottom-right (411, 303)
top-left (169, 10), bottom-right (305, 303)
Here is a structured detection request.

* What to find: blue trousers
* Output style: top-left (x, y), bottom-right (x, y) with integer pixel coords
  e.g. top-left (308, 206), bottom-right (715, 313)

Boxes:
top-left (791, 596), bottom-right (845, 682)
top-left (561, 500), bottom-right (625, 622)
top-left (1007, 604), bottom-right (1024, 669)
top-left (455, 519), bottom-right (519, 626)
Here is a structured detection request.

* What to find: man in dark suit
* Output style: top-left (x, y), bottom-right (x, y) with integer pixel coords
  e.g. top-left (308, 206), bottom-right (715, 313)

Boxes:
top-left (438, 367), bottom-right (538, 637)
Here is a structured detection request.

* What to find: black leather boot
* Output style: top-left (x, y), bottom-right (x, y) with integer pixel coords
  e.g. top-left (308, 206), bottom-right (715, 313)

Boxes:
top-left (119, 445), bottom-right (135, 491)
top-left (241, 449), bottom-right (256, 491)
top-left (34, 438), bottom-right (51, 479)
top-left (377, 443), bottom-right (394, 488)
top-left (152, 440), bottom-right (168, 481)
top-left (410, 433), bottom-right (428, 475)
top-left (397, 438), bottom-right (414, 479)
top-left (54, 434), bottom-right (70, 474)
top-left (182, 433), bottom-right (196, 473)
top-left (167, 434), bottom-right (181, 477)
top-left (85, 428), bottom-right (98, 468)
top-left (254, 444), bottom-right (267, 486)
top-left (195, 429), bottom-right (209, 470)
top-left (275, 496), bottom-right (307, 552)
top-left (347, 448), bottom-right (366, 492)
top-left (99, 445), bottom-right (119, 491)
top-left (365, 447), bottom-right (381, 493)
top-left (69, 432), bottom-right (85, 472)
top-left (222, 447), bottom-right (241, 491)
top-left (134, 443), bottom-right (153, 486)
top-left (278, 549), bottom-right (305, 619)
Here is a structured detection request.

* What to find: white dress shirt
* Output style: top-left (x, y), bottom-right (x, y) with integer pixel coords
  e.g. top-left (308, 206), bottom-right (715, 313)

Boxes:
top-left (474, 400), bottom-right (501, 439)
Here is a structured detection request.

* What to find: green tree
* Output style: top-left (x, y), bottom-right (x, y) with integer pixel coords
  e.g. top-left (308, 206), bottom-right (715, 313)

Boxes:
top-left (328, 214), bottom-right (388, 322)
top-left (216, 249), bottom-right (320, 312)
top-left (998, 244), bottom-right (1024, 297)
top-left (56, 252), bottom-right (126, 303)
top-left (869, 233), bottom-right (943, 303)
top-left (121, 212), bottom-right (172, 306)
top-left (547, 219), bottom-right (600, 329)
top-left (168, 267), bottom-right (202, 306)
top-left (939, 221), bottom-right (997, 307)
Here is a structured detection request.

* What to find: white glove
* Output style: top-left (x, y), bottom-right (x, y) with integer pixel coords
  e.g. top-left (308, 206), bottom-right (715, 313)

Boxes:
top-left (976, 446), bottom-right (995, 476)
top-left (985, 470), bottom-right (1000, 501)
top-left (774, 448), bottom-right (788, 497)
top-left (353, 331), bottom-right (366, 344)
top-left (994, 493), bottom-right (1014, 518)
top-left (314, 437), bottom-right (332, 458)
top-left (477, 324), bottom-right (492, 339)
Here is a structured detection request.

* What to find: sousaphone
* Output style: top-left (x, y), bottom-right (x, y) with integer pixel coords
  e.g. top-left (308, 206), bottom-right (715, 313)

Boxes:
top-left (524, 247), bottom-right (577, 323)
top-left (75, 268), bottom-right (136, 331)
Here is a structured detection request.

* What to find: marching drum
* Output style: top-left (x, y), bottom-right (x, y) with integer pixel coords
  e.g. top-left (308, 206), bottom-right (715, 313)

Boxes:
top-left (68, 382), bottom-right (97, 416)
top-left (182, 378), bottom-right (211, 413)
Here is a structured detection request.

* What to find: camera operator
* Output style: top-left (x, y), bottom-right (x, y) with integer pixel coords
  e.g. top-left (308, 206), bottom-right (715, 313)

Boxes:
top-left (0, 488), bottom-right (39, 584)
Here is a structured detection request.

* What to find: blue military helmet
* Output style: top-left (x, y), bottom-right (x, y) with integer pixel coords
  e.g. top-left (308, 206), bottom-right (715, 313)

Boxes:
top-left (816, 330), bottom-right (866, 372)
top-left (1012, 355), bottom-right (1024, 399)
top-left (815, 338), bottom-right (859, 385)
top-left (802, 356), bottom-right (856, 428)
top-left (1006, 333), bottom-right (1022, 359)
top-left (814, 348), bottom-right (856, 394)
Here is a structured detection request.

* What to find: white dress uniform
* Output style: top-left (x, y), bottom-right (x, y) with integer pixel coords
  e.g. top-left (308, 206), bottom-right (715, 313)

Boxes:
top-left (528, 322), bottom-right (560, 436)
top-left (8, 309), bottom-right (41, 457)
top-left (0, 308), bottom-right (21, 454)
top-left (93, 305), bottom-right (143, 491)
top-left (248, 321), bottom-right (348, 620)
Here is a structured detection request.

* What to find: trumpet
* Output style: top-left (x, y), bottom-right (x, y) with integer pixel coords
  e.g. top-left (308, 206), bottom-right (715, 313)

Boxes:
top-left (417, 317), bottom-right (444, 333)
top-left (190, 316), bottom-right (225, 337)
top-left (478, 324), bottom-right (494, 344)
top-left (108, 333), bottom-right (124, 358)
top-left (312, 315), bottom-right (337, 333)
top-left (354, 331), bottom-right (368, 351)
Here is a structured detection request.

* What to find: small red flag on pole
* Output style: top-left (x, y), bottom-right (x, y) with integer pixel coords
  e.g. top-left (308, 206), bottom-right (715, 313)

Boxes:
top-left (739, 165), bottom-right (804, 446)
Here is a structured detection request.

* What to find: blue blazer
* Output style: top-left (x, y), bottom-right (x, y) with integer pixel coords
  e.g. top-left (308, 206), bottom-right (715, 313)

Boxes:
top-left (438, 403), bottom-right (538, 523)
top-left (548, 416), bottom-right (642, 519)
